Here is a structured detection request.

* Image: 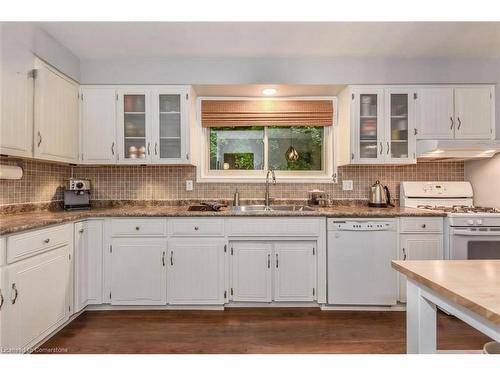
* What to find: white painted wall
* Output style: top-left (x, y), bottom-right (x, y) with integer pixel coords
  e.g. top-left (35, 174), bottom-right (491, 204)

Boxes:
top-left (465, 154), bottom-right (500, 208)
top-left (1, 22), bottom-right (80, 81)
top-left (80, 57), bottom-right (500, 137)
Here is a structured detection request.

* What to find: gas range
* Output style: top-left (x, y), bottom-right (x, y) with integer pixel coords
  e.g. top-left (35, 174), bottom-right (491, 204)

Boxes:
top-left (401, 181), bottom-right (500, 260)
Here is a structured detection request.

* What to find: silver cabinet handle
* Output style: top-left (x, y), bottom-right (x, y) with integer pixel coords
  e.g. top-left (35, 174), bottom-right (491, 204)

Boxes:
top-left (11, 283), bottom-right (18, 304)
top-left (457, 117), bottom-right (461, 130)
top-left (379, 142), bottom-right (383, 155)
top-left (402, 248), bottom-right (407, 261)
top-left (386, 142), bottom-right (390, 155)
top-left (267, 254), bottom-right (270, 269)
top-left (162, 251), bottom-right (165, 267)
top-left (0, 289), bottom-right (4, 310)
top-left (37, 131), bottom-right (42, 147)
top-left (276, 253), bottom-right (279, 268)
top-left (147, 142), bottom-right (151, 155)
top-left (43, 238), bottom-right (50, 244)
top-left (170, 251), bottom-right (173, 266)
top-left (450, 117), bottom-right (454, 129)
top-left (111, 142), bottom-right (115, 155)
top-left (155, 142), bottom-right (158, 155)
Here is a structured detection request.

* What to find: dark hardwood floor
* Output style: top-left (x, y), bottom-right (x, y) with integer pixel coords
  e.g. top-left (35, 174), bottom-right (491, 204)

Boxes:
top-left (39, 308), bottom-right (490, 354)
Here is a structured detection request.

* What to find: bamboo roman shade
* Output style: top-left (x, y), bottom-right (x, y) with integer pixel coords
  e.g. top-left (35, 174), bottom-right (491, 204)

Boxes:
top-left (201, 100), bottom-right (334, 128)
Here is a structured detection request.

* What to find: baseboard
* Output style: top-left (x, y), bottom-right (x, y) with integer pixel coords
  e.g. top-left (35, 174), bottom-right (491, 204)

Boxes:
top-left (320, 303), bottom-right (406, 311)
top-left (85, 304), bottom-right (225, 311)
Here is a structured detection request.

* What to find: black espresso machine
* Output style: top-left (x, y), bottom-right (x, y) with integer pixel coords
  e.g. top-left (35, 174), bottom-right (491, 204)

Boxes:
top-left (64, 178), bottom-right (91, 210)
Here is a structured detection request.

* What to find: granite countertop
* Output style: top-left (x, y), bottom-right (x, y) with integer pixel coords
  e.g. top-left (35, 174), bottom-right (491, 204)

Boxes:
top-left (392, 260), bottom-right (500, 324)
top-left (0, 203), bottom-right (445, 235)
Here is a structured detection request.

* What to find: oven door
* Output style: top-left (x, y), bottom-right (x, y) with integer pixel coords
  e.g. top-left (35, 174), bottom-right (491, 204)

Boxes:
top-left (449, 227), bottom-right (500, 260)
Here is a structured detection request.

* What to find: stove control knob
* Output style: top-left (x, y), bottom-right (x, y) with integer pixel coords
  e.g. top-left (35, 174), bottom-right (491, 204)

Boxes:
top-left (476, 219), bottom-right (483, 226)
top-left (467, 219), bottom-right (474, 225)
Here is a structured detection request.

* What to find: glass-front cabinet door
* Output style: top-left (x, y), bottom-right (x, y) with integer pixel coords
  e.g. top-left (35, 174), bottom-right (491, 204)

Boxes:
top-left (384, 88), bottom-right (416, 163)
top-left (353, 88), bottom-right (384, 163)
top-left (151, 87), bottom-right (189, 163)
top-left (117, 89), bottom-right (152, 163)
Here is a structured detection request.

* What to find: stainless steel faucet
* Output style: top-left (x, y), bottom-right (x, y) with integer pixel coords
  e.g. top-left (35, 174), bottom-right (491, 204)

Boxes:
top-left (265, 169), bottom-right (276, 209)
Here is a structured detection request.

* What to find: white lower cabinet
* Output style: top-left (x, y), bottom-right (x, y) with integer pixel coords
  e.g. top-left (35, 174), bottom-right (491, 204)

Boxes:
top-left (274, 242), bottom-right (316, 302)
top-left (74, 220), bottom-right (104, 312)
top-left (2, 245), bottom-right (71, 351)
top-left (230, 242), bottom-right (272, 302)
top-left (230, 241), bottom-right (317, 303)
top-left (398, 234), bottom-right (443, 302)
top-left (110, 238), bottom-right (167, 305)
top-left (167, 238), bottom-right (225, 305)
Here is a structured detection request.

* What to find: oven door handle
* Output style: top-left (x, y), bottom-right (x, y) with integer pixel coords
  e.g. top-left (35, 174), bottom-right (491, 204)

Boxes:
top-left (453, 229), bottom-right (500, 236)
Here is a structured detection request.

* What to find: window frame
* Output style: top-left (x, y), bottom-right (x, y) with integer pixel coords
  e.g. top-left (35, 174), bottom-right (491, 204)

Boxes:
top-left (196, 96), bottom-right (338, 183)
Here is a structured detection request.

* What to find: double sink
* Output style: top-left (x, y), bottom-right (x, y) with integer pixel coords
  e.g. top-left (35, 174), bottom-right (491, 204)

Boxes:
top-left (230, 204), bottom-right (315, 212)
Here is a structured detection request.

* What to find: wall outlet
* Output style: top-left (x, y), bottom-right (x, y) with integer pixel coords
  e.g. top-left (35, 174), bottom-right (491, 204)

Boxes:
top-left (185, 180), bottom-right (193, 191)
top-left (342, 180), bottom-right (353, 191)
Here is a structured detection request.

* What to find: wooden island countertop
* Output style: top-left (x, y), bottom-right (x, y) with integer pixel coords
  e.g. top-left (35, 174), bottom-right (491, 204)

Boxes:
top-left (392, 260), bottom-right (500, 325)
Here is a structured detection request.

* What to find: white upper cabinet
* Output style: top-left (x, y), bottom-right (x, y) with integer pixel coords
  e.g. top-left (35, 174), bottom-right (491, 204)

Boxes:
top-left (152, 87), bottom-right (190, 163)
top-left (33, 58), bottom-right (79, 163)
top-left (340, 86), bottom-right (417, 165)
top-left (454, 87), bottom-right (494, 139)
top-left (416, 85), bottom-right (495, 140)
top-left (352, 88), bottom-right (385, 164)
top-left (0, 27), bottom-right (34, 158)
top-left (384, 88), bottom-right (416, 164)
top-left (81, 85), bottom-right (192, 165)
top-left (415, 87), bottom-right (454, 139)
top-left (80, 88), bottom-right (117, 164)
top-left (116, 89), bottom-right (152, 164)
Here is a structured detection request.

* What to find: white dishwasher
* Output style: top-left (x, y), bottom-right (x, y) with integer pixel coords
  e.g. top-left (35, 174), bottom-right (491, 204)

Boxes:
top-left (327, 218), bottom-right (398, 306)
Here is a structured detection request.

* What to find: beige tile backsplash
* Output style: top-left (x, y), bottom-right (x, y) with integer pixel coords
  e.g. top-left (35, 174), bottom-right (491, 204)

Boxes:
top-left (0, 158), bottom-right (464, 207)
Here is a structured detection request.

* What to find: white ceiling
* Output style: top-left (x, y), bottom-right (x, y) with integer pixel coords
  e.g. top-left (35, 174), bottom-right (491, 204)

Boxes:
top-left (39, 22), bottom-right (500, 60)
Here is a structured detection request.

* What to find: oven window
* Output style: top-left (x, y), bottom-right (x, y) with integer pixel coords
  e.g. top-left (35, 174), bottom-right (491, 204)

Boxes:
top-left (468, 241), bottom-right (500, 259)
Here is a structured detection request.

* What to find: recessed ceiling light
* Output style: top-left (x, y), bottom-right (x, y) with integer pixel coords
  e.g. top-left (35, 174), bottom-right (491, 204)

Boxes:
top-left (262, 88), bottom-right (277, 96)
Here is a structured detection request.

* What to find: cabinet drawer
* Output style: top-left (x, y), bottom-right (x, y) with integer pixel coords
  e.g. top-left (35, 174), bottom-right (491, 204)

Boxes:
top-left (6, 224), bottom-right (72, 264)
top-left (111, 219), bottom-right (167, 236)
top-left (228, 218), bottom-right (321, 237)
top-left (399, 217), bottom-right (443, 233)
top-left (168, 218), bottom-right (224, 236)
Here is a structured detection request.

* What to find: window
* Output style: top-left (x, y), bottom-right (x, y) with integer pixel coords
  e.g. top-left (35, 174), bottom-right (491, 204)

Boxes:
top-left (199, 98), bottom-right (336, 182)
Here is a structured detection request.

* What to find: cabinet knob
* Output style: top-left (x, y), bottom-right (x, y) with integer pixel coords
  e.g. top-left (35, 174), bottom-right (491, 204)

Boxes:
top-left (135, 226), bottom-right (140, 231)
top-left (43, 238), bottom-right (50, 244)
top-left (194, 226), bottom-right (199, 231)
top-left (79, 228), bottom-right (84, 234)
top-left (421, 224), bottom-right (426, 228)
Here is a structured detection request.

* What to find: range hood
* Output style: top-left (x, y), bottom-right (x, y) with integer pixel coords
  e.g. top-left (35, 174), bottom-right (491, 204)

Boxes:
top-left (417, 140), bottom-right (500, 160)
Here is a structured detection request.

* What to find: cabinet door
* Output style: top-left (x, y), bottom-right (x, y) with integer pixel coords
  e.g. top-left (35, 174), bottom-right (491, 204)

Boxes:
top-left (384, 89), bottom-right (416, 163)
top-left (116, 89), bottom-right (152, 164)
top-left (3, 245), bottom-right (71, 351)
top-left (230, 242), bottom-right (272, 302)
top-left (167, 238), bottom-right (225, 305)
top-left (74, 221), bottom-right (103, 312)
top-left (352, 89), bottom-right (385, 163)
top-left (81, 88), bottom-right (117, 164)
top-left (273, 242), bottom-right (316, 302)
top-left (415, 87), bottom-right (454, 139)
top-left (398, 234), bottom-right (443, 302)
top-left (34, 59), bottom-right (79, 163)
top-left (110, 238), bottom-right (166, 305)
top-left (151, 87), bottom-right (189, 163)
top-left (454, 87), bottom-right (493, 139)
top-left (0, 25), bottom-right (34, 158)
